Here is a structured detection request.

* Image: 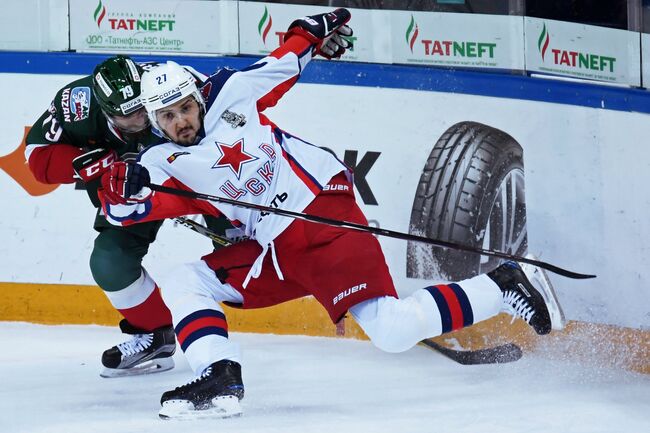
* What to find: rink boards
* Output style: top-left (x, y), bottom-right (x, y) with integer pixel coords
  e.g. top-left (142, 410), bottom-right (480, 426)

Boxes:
top-left (0, 52), bottom-right (648, 373)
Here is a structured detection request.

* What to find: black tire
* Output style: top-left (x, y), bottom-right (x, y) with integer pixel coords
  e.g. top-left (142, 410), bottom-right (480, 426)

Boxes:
top-left (407, 121), bottom-right (527, 281)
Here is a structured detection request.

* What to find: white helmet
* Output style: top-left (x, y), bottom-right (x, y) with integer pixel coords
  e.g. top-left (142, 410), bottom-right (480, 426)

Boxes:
top-left (140, 61), bottom-right (206, 135)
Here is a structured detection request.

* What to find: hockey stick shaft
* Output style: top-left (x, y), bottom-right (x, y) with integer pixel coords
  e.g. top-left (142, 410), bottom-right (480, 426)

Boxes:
top-left (149, 183), bottom-right (595, 280)
top-left (172, 215), bottom-right (523, 366)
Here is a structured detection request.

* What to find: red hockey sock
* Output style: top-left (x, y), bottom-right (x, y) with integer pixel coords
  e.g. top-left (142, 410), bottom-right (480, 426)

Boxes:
top-left (117, 285), bottom-right (172, 331)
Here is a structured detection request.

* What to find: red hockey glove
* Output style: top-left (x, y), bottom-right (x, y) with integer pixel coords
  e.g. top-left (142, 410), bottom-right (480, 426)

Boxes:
top-left (285, 8), bottom-right (353, 59)
top-left (101, 161), bottom-right (152, 205)
top-left (72, 148), bottom-right (118, 183)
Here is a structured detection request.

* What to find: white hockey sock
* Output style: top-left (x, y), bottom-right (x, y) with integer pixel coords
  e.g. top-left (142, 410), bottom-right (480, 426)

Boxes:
top-left (103, 268), bottom-right (155, 311)
top-left (350, 274), bottom-right (502, 353)
top-left (158, 261), bottom-right (244, 375)
top-left (175, 308), bottom-right (241, 376)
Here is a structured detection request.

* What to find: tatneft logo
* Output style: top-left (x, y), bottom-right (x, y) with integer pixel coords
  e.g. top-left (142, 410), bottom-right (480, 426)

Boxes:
top-left (538, 23), bottom-right (550, 60)
top-left (94, 0), bottom-right (106, 28)
top-left (406, 16), bottom-right (496, 59)
top-left (258, 6), bottom-right (273, 45)
top-left (538, 23), bottom-right (616, 73)
top-left (406, 15), bottom-right (419, 53)
top-left (93, 0), bottom-right (176, 31)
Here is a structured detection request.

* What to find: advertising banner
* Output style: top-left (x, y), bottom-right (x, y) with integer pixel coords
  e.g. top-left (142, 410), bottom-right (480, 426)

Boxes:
top-left (390, 11), bottom-right (525, 70)
top-left (0, 0), bottom-right (68, 51)
top-left (3, 69), bottom-right (650, 329)
top-left (525, 17), bottom-right (641, 86)
top-left (238, 2), bottom-right (392, 63)
top-left (69, 0), bottom-right (238, 54)
top-left (240, 4), bottom-right (525, 70)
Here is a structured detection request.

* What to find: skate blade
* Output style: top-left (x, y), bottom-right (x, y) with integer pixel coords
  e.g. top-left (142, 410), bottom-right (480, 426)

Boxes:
top-left (521, 255), bottom-right (566, 331)
top-left (100, 357), bottom-right (174, 378)
top-left (159, 395), bottom-right (242, 420)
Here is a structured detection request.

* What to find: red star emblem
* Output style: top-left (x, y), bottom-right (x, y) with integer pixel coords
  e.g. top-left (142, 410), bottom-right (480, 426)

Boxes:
top-left (212, 139), bottom-right (257, 178)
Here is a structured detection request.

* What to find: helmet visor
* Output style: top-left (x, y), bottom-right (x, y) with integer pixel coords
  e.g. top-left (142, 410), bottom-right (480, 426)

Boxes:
top-left (107, 107), bottom-right (150, 134)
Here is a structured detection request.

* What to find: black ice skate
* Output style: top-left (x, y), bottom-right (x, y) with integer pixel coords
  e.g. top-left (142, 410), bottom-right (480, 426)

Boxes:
top-left (100, 319), bottom-right (176, 378)
top-left (159, 360), bottom-right (244, 420)
top-left (488, 257), bottom-right (565, 335)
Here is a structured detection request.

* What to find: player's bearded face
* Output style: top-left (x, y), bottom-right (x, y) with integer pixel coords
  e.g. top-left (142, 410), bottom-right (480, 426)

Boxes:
top-left (156, 96), bottom-right (202, 146)
top-left (108, 107), bottom-right (150, 134)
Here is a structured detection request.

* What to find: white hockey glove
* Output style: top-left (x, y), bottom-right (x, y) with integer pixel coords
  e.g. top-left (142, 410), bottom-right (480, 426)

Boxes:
top-left (285, 8), bottom-right (353, 59)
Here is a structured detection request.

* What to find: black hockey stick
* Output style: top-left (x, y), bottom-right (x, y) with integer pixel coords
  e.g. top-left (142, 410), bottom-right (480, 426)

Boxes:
top-left (173, 216), bottom-right (233, 247)
top-left (172, 215), bottom-right (522, 365)
top-left (419, 339), bottom-right (523, 365)
top-left (149, 183), bottom-right (595, 280)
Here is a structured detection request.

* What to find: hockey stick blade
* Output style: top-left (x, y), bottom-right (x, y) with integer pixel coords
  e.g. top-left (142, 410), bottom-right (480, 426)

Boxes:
top-left (419, 339), bottom-right (523, 365)
top-left (149, 183), bottom-right (595, 280)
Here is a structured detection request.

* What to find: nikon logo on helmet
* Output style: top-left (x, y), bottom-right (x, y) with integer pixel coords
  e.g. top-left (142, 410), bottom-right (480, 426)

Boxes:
top-left (95, 73), bottom-right (113, 97)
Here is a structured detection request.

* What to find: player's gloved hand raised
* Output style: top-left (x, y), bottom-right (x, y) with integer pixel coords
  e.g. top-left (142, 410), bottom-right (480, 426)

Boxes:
top-left (72, 148), bottom-right (118, 183)
top-left (285, 8), bottom-right (353, 59)
top-left (100, 161), bottom-right (152, 205)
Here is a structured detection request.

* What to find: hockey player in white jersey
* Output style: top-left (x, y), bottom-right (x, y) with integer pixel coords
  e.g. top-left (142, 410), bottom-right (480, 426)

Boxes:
top-left (99, 9), bottom-right (565, 420)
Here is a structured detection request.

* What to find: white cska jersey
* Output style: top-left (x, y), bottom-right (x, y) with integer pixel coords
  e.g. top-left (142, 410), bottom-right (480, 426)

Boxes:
top-left (103, 37), bottom-right (349, 282)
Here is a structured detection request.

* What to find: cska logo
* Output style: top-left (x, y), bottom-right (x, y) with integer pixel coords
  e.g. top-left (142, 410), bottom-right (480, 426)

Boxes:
top-left (212, 139), bottom-right (258, 178)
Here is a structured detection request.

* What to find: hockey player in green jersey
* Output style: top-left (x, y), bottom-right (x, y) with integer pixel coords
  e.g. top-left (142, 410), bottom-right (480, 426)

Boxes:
top-left (24, 55), bottom-right (235, 378)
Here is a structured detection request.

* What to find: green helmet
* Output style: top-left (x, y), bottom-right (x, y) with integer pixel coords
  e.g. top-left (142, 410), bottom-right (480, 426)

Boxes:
top-left (92, 55), bottom-right (144, 117)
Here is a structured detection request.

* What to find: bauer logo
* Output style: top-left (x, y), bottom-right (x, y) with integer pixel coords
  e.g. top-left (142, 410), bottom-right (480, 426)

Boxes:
top-left (323, 183), bottom-right (350, 192)
top-left (333, 283), bottom-right (367, 305)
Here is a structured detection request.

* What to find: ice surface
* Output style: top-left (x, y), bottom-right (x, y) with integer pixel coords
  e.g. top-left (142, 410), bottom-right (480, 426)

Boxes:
top-left (0, 322), bottom-right (648, 433)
